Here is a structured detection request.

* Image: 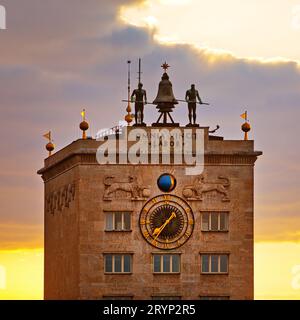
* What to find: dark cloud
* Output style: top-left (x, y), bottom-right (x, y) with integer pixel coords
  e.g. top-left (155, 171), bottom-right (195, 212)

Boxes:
top-left (0, 0), bottom-right (299, 246)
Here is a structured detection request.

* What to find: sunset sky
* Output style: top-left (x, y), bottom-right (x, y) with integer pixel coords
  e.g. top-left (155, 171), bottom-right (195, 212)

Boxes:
top-left (0, 0), bottom-right (300, 299)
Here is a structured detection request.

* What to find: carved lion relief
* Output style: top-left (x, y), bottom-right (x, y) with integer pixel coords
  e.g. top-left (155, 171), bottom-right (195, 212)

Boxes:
top-left (46, 183), bottom-right (76, 214)
top-left (103, 176), bottom-right (151, 201)
top-left (182, 175), bottom-right (230, 201)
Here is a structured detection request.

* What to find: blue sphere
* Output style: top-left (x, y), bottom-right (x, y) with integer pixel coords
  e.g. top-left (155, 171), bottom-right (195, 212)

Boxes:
top-left (157, 174), bottom-right (176, 192)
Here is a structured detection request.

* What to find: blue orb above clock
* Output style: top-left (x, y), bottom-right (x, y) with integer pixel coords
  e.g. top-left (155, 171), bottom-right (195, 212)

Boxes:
top-left (157, 173), bottom-right (177, 193)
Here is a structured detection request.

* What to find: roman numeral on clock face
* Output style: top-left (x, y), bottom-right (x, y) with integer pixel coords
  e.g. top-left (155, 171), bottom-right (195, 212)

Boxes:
top-left (143, 230), bottom-right (150, 239)
top-left (152, 239), bottom-right (158, 247)
top-left (140, 219), bottom-right (150, 225)
top-left (185, 231), bottom-right (191, 238)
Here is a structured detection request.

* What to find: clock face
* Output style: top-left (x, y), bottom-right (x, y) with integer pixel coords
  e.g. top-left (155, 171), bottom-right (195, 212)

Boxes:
top-left (139, 195), bottom-right (194, 250)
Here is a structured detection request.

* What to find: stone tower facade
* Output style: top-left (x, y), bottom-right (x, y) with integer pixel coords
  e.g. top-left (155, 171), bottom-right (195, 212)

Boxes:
top-left (38, 125), bottom-right (262, 300)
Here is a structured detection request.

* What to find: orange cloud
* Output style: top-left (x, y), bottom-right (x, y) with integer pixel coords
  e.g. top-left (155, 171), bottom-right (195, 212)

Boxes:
top-left (0, 224), bottom-right (43, 250)
top-left (255, 216), bottom-right (300, 243)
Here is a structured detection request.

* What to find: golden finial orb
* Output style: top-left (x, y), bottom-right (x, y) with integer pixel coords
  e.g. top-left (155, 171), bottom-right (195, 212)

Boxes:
top-left (43, 131), bottom-right (54, 156)
top-left (80, 120), bottom-right (89, 131)
top-left (80, 109), bottom-right (89, 139)
top-left (125, 113), bottom-right (133, 124)
top-left (46, 141), bottom-right (55, 156)
top-left (241, 122), bottom-right (251, 140)
top-left (125, 104), bottom-right (134, 125)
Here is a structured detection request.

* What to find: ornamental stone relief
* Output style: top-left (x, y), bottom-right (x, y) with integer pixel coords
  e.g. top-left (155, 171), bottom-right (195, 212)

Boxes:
top-left (182, 175), bottom-right (230, 202)
top-left (103, 175), bottom-right (151, 201)
top-left (46, 183), bottom-right (76, 214)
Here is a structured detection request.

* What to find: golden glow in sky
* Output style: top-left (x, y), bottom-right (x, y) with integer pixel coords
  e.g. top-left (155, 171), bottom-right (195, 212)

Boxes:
top-left (120, 0), bottom-right (300, 63)
top-left (0, 249), bottom-right (43, 300)
top-left (255, 243), bottom-right (300, 300)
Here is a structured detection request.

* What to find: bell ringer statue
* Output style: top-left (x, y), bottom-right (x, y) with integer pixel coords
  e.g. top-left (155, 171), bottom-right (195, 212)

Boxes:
top-left (131, 83), bottom-right (147, 126)
top-left (185, 84), bottom-right (203, 126)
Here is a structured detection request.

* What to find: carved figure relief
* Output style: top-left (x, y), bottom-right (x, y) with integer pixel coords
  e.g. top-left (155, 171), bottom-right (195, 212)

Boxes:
top-left (103, 176), bottom-right (151, 200)
top-left (46, 183), bottom-right (76, 214)
top-left (182, 175), bottom-right (230, 201)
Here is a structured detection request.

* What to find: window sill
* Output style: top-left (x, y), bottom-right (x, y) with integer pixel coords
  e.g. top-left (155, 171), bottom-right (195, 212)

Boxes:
top-left (104, 272), bottom-right (133, 275)
top-left (201, 272), bottom-right (229, 275)
top-left (153, 272), bottom-right (181, 275)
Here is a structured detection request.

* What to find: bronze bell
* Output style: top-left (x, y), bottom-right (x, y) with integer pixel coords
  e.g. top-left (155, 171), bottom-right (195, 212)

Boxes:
top-left (153, 73), bottom-right (178, 105)
top-left (152, 70), bottom-right (179, 126)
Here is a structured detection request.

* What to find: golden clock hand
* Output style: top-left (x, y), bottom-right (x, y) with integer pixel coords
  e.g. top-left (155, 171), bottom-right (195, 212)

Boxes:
top-left (153, 212), bottom-right (176, 240)
top-left (153, 213), bottom-right (174, 236)
top-left (153, 221), bottom-right (168, 236)
top-left (153, 216), bottom-right (171, 235)
top-left (154, 212), bottom-right (176, 239)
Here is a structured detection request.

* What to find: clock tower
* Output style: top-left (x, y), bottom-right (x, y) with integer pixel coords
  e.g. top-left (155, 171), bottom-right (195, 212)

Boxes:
top-left (38, 63), bottom-right (262, 300)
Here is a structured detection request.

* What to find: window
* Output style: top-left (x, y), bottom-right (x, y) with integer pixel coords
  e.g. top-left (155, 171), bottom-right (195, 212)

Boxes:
top-left (152, 296), bottom-right (182, 300)
top-left (153, 254), bottom-right (180, 273)
top-left (201, 212), bottom-right (228, 231)
top-left (105, 212), bottom-right (131, 231)
top-left (104, 254), bottom-right (132, 273)
top-left (200, 296), bottom-right (229, 300)
top-left (201, 254), bottom-right (229, 274)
